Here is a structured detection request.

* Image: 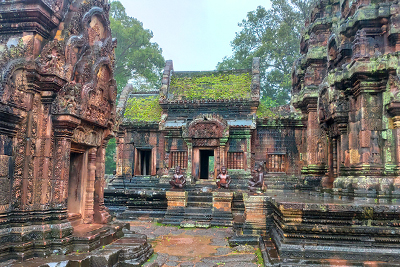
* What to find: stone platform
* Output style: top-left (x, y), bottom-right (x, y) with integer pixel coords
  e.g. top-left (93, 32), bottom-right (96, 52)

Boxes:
top-left (3, 226), bottom-right (153, 267)
top-left (270, 190), bottom-right (400, 262)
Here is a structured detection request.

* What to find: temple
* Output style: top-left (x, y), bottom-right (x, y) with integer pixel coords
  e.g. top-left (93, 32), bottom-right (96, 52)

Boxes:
top-left (3, 0), bottom-right (400, 265)
top-left (113, 0), bottom-right (400, 197)
top-left (0, 0), bottom-right (152, 265)
top-left (114, 58), bottom-right (303, 188)
top-left (107, 0), bottom-right (400, 265)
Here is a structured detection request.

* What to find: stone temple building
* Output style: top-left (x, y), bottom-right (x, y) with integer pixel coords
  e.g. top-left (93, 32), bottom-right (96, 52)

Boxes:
top-left (0, 0), bottom-right (153, 265)
top-left (3, 0), bottom-right (400, 265)
top-left (112, 0), bottom-right (400, 198)
top-left (115, 58), bottom-right (303, 185)
top-left (106, 0), bottom-right (400, 265)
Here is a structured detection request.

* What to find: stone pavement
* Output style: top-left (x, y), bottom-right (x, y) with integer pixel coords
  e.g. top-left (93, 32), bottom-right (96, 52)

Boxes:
top-left (126, 219), bottom-right (263, 267)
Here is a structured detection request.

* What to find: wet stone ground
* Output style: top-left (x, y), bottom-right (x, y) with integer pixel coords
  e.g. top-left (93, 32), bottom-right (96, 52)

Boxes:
top-left (127, 219), bottom-right (263, 267)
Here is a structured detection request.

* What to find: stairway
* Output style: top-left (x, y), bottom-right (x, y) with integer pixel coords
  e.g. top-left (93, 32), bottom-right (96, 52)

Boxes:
top-left (180, 191), bottom-right (213, 228)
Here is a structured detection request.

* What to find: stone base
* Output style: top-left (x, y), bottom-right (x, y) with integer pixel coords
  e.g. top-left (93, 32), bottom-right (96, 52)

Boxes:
top-left (7, 227), bottom-right (153, 266)
top-left (334, 176), bottom-right (398, 197)
top-left (270, 190), bottom-right (400, 262)
top-left (242, 193), bottom-right (270, 236)
top-left (211, 191), bottom-right (233, 227)
top-left (162, 191), bottom-right (188, 225)
top-left (0, 221), bottom-right (129, 263)
top-left (166, 190), bottom-right (188, 207)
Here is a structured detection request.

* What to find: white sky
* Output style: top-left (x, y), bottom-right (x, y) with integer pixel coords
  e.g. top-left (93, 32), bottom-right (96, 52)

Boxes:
top-left (119, 0), bottom-right (270, 71)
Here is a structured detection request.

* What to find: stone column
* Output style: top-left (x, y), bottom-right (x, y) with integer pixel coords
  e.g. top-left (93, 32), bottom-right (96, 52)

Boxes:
top-left (307, 110), bottom-right (319, 166)
top-left (219, 137), bottom-right (228, 169)
top-left (115, 131), bottom-right (124, 177)
top-left (392, 116), bottom-right (400, 189)
top-left (184, 138), bottom-right (192, 183)
top-left (303, 103), bottom-right (327, 183)
top-left (245, 133), bottom-right (251, 171)
top-left (94, 142), bottom-right (110, 224)
top-left (84, 147), bottom-right (97, 223)
top-left (0, 153), bottom-right (11, 213)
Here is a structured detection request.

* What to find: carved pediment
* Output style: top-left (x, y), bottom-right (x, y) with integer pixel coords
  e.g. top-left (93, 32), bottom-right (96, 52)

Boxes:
top-left (186, 114), bottom-right (229, 139)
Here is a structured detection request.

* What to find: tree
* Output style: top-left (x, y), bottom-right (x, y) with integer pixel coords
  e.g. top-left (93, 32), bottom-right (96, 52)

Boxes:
top-left (109, 1), bottom-right (165, 93)
top-left (105, 1), bottom-right (165, 174)
top-left (217, 0), bottom-right (315, 105)
top-left (105, 138), bottom-right (116, 175)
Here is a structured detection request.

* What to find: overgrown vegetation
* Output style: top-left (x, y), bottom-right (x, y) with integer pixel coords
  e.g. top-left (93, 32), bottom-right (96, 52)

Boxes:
top-left (105, 138), bottom-right (116, 174)
top-left (124, 96), bottom-right (162, 122)
top-left (255, 247), bottom-right (264, 266)
top-left (169, 72), bottom-right (252, 100)
top-left (256, 97), bottom-right (278, 118)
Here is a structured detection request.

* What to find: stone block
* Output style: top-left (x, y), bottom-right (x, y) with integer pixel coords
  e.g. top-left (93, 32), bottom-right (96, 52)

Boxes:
top-left (211, 191), bottom-right (234, 227)
top-left (212, 191), bottom-right (233, 211)
top-left (166, 191), bottom-right (187, 207)
top-left (242, 193), bottom-right (270, 235)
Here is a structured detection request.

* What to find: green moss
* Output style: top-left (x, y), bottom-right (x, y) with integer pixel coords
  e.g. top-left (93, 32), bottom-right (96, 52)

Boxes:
top-left (169, 72), bottom-right (251, 100)
top-left (124, 96), bottom-right (162, 122)
top-left (255, 247), bottom-right (264, 265)
top-left (306, 46), bottom-right (326, 60)
top-left (256, 100), bottom-right (277, 119)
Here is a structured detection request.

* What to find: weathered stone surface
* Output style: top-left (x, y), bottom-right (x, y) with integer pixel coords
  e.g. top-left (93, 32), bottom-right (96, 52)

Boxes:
top-left (166, 191), bottom-right (188, 207)
top-left (0, 0), bottom-right (144, 263)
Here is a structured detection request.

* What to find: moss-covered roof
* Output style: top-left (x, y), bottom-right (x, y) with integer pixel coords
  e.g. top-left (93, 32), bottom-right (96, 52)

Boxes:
top-left (124, 95), bottom-right (162, 122)
top-left (168, 69), bottom-right (252, 101)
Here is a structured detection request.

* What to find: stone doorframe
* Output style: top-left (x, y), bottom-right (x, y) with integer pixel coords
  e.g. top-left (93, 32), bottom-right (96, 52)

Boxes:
top-left (182, 114), bottom-right (229, 182)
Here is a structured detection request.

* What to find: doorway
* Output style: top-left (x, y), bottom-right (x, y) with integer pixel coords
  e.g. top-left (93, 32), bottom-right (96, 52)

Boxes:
top-left (200, 150), bottom-right (214, 179)
top-left (138, 149), bottom-right (151, 175)
top-left (68, 152), bottom-right (87, 223)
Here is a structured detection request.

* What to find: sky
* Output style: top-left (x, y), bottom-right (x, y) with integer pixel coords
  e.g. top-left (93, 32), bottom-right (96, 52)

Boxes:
top-left (119, 0), bottom-right (270, 71)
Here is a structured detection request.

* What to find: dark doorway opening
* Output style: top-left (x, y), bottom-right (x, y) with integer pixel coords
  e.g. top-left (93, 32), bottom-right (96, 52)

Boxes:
top-left (68, 152), bottom-right (85, 221)
top-left (139, 150), bottom-right (151, 175)
top-left (200, 150), bottom-right (214, 179)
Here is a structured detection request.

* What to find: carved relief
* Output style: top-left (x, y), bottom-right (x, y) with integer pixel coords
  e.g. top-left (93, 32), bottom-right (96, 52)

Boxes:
top-left (186, 114), bottom-right (229, 139)
top-left (72, 125), bottom-right (101, 147)
top-left (38, 40), bottom-right (66, 78)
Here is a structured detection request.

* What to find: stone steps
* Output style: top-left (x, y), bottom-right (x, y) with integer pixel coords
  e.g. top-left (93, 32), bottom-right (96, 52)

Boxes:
top-left (6, 228), bottom-right (153, 267)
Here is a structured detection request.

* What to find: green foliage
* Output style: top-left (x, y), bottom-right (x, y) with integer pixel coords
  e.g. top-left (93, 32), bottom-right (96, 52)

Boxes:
top-left (255, 247), bottom-right (264, 265)
top-left (217, 0), bottom-right (315, 105)
top-left (109, 1), bottom-right (165, 93)
top-left (256, 97), bottom-right (278, 118)
top-left (124, 96), bottom-right (162, 122)
top-left (169, 72), bottom-right (252, 100)
top-left (105, 138), bottom-right (116, 174)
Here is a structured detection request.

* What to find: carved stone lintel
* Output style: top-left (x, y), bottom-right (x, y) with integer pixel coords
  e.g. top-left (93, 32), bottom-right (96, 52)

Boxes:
top-left (53, 115), bottom-right (81, 138)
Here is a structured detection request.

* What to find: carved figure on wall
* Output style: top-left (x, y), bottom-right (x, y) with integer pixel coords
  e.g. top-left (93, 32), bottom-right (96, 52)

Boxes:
top-left (216, 166), bottom-right (231, 189)
top-left (370, 131), bottom-right (381, 164)
top-left (317, 142), bottom-right (324, 163)
top-left (249, 163), bottom-right (265, 192)
top-left (169, 166), bottom-right (186, 189)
